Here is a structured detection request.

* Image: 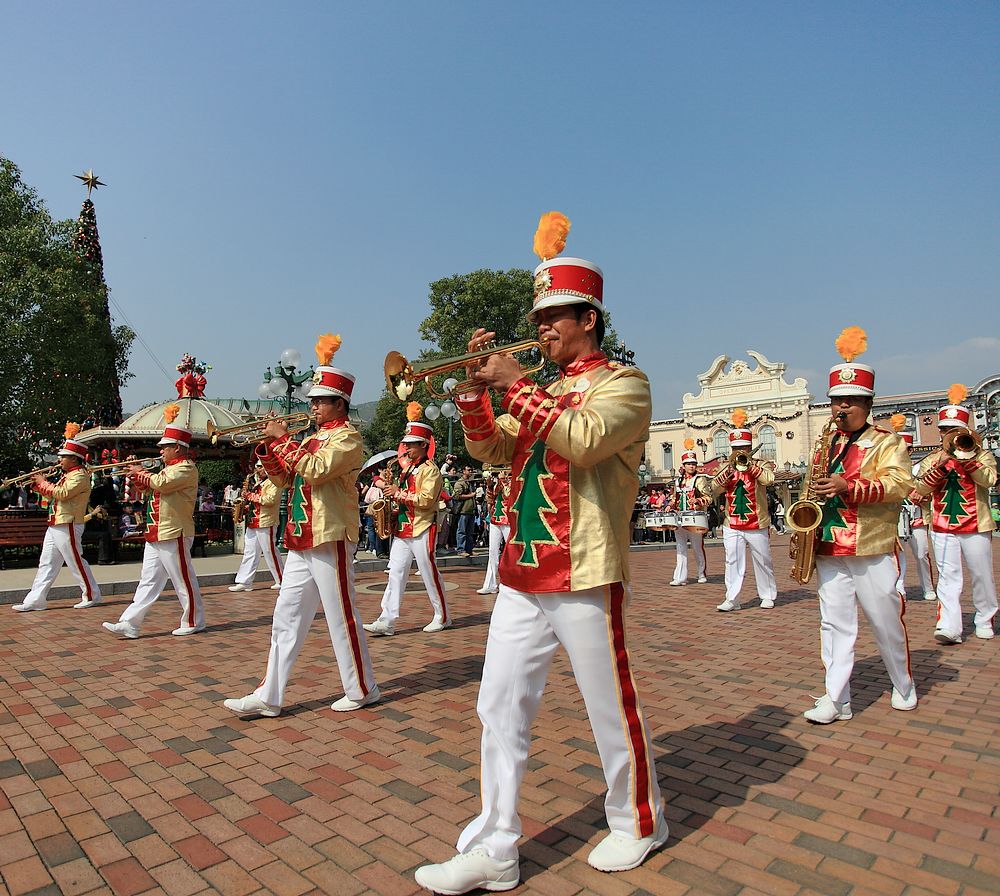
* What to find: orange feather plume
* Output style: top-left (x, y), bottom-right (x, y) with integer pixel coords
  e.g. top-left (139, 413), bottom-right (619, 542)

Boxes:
top-left (889, 413), bottom-right (906, 431)
top-left (835, 326), bottom-right (867, 362)
top-left (947, 383), bottom-right (968, 405)
top-left (731, 408), bottom-right (748, 428)
top-left (315, 333), bottom-right (342, 366)
top-left (63, 422), bottom-right (81, 439)
top-left (163, 404), bottom-right (181, 424)
top-left (683, 437), bottom-right (695, 450)
top-left (533, 211), bottom-right (571, 261)
top-left (406, 401), bottom-right (423, 422)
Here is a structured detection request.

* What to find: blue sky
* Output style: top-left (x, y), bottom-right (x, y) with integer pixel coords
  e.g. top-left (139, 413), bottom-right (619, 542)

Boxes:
top-left (4, 1), bottom-right (998, 418)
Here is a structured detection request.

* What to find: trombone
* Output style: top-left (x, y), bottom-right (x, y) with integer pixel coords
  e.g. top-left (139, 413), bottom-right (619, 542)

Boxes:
top-left (88, 458), bottom-right (162, 475)
top-left (385, 337), bottom-right (547, 401)
top-left (207, 412), bottom-right (314, 446)
top-left (1, 464), bottom-right (61, 490)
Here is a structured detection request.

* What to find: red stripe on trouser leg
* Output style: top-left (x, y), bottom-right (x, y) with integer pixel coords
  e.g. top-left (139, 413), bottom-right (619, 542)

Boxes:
top-left (177, 536), bottom-right (196, 627)
top-left (608, 582), bottom-right (656, 836)
top-left (67, 526), bottom-right (93, 601)
top-left (267, 533), bottom-right (283, 582)
top-left (425, 523), bottom-right (448, 623)
top-left (335, 541), bottom-right (369, 697)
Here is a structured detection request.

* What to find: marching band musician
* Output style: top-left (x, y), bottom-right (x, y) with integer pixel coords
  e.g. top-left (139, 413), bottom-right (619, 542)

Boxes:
top-left (415, 214), bottom-right (665, 895)
top-left (364, 408), bottom-right (451, 635)
top-left (13, 424), bottom-right (102, 612)
top-left (224, 334), bottom-right (379, 717)
top-left (668, 441), bottom-right (711, 586)
top-left (710, 410), bottom-right (778, 611)
top-left (890, 421), bottom-right (937, 602)
top-left (476, 468), bottom-right (511, 595)
top-left (102, 408), bottom-right (205, 638)
top-left (913, 384), bottom-right (997, 644)
top-left (803, 327), bottom-right (917, 724)
top-left (228, 461), bottom-right (284, 593)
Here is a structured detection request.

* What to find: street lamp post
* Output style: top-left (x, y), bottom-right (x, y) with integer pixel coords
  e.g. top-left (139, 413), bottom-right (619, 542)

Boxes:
top-left (610, 340), bottom-right (636, 367)
top-left (424, 378), bottom-right (460, 455)
top-left (258, 349), bottom-right (316, 546)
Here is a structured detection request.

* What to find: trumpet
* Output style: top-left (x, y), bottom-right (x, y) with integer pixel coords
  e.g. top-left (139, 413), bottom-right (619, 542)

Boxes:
top-left (384, 338), bottom-right (547, 401)
top-left (88, 458), bottom-right (162, 475)
top-left (1, 464), bottom-right (61, 490)
top-left (207, 412), bottom-right (314, 446)
top-left (942, 426), bottom-right (981, 461)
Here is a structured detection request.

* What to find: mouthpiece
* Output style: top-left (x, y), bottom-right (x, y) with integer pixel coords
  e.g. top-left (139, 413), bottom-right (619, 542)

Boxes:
top-left (836, 412), bottom-right (847, 421)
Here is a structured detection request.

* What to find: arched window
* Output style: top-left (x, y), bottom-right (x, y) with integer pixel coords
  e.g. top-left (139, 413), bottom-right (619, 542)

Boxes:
top-left (758, 425), bottom-right (777, 461)
top-left (712, 428), bottom-right (729, 460)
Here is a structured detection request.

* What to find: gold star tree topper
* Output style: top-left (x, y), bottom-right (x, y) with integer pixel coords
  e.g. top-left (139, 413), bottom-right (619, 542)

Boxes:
top-left (74, 169), bottom-right (106, 198)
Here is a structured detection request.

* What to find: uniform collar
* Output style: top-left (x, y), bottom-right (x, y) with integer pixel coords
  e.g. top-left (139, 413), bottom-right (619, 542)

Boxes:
top-left (560, 352), bottom-right (608, 378)
top-left (319, 418), bottom-right (348, 431)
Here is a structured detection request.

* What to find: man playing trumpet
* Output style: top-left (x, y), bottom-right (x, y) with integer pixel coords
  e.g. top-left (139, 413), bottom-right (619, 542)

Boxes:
top-left (229, 461), bottom-right (283, 593)
top-left (415, 214), bottom-right (664, 895)
top-left (913, 384), bottom-right (997, 644)
top-left (13, 424), bottom-right (102, 612)
top-left (711, 410), bottom-right (778, 611)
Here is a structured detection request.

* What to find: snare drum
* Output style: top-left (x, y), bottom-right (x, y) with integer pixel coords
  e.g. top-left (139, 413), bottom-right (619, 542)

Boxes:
top-left (679, 511), bottom-right (709, 533)
top-left (643, 511), bottom-right (677, 531)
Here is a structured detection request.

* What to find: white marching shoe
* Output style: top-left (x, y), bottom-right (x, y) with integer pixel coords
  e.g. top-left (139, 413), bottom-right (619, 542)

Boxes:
top-left (74, 597), bottom-right (102, 609)
top-left (697, 576), bottom-right (708, 584)
top-left (476, 587), bottom-right (498, 595)
top-left (270, 583), bottom-right (282, 590)
top-left (716, 599), bottom-right (740, 612)
top-left (363, 620), bottom-right (394, 636)
top-left (587, 815), bottom-right (670, 872)
top-left (759, 598), bottom-right (775, 609)
top-left (228, 583), bottom-right (252, 592)
top-left (422, 618), bottom-right (452, 633)
top-left (102, 621), bottom-right (140, 639)
top-left (172, 624), bottom-right (206, 636)
top-left (803, 694), bottom-right (852, 724)
top-left (223, 695), bottom-right (280, 718)
top-left (414, 848), bottom-right (519, 894)
top-left (890, 685), bottom-right (918, 711)
top-left (331, 686), bottom-right (381, 712)
top-left (934, 628), bottom-right (962, 645)
top-left (974, 625), bottom-right (995, 640)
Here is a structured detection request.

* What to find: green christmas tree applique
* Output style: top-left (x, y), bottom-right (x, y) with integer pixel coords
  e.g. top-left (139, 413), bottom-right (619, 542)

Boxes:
top-left (144, 497), bottom-right (154, 528)
top-left (289, 476), bottom-right (310, 538)
top-left (819, 459), bottom-right (849, 543)
top-left (732, 480), bottom-right (753, 521)
top-left (510, 440), bottom-right (559, 566)
top-left (396, 503), bottom-right (411, 530)
top-left (941, 468), bottom-right (970, 526)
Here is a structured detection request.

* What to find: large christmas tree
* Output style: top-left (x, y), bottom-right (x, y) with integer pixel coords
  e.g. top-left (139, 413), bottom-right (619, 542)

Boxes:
top-left (71, 170), bottom-right (124, 426)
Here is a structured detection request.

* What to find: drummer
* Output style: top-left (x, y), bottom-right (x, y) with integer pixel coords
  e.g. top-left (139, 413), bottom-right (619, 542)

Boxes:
top-left (669, 446), bottom-right (712, 586)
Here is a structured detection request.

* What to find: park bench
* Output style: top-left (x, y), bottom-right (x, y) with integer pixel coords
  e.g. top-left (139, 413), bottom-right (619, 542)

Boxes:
top-left (0, 514), bottom-right (49, 569)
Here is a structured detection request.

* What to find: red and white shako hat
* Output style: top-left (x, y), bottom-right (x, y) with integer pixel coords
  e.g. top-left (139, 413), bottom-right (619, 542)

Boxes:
top-left (728, 408), bottom-right (752, 447)
top-left (828, 326), bottom-right (875, 397)
top-left (307, 333), bottom-right (355, 401)
top-left (402, 421), bottom-right (434, 444)
top-left (680, 451), bottom-right (698, 464)
top-left (157, 404), bottom-right (192, 447)
top-left (528, 212), bottom-right (604, 323)
top-left (58, 422), bottom-right (88, 460)
top-left (938, 384), bottom-right (971, 429)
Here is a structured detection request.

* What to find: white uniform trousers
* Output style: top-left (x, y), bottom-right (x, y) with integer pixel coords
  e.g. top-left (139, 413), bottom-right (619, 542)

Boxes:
top-left (457, 583), bottom-right (662, 862)
top-left (254, 541), bottom-right (377, 707)
top-left (479, 522), bottom-right (510, 593)
top-left (235, 525), bottom-right (284, 588)
top-left (815, 553), bottom-right (914, 705)
top-left (722, 525), bottom-right (777, 603)
top-left (929, 530), bottom-right (998, 635)
top-left (673, 528), bottom-right (706, 582)
top-left (21, 524), bottom-right (101, 608)
top-left (377, 526), bottom-right (449, 627)
top-left (119, 536), bottom-right (204, 630)
top-left (895, 527), bottom-right (936, 599)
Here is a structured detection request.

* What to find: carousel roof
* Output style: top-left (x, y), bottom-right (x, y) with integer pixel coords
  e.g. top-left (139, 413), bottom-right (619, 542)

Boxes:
top-left (76, 397), bottom-right (244, 443)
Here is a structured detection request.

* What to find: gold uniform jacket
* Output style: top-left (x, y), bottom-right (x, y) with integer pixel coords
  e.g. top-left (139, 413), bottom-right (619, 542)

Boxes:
top-left (133, 459), bottom-right (198, 542)
top-left (35, 468), bottom-right (91, 526)
top-left (456, 353), bottom-right (650, 593)
top-left (394, 460), bottom-right (443, 539)
top-left (246, 478), bottom-right (281, 529)
top-left (257, 419), bottom-right (363, 551)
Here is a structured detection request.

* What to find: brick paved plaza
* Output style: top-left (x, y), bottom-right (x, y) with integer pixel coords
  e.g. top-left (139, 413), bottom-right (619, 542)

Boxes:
top-left (1, 538), bottom-right (998, 896)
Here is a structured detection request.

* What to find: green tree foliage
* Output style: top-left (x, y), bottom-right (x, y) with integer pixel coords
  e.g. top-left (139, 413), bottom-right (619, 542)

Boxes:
top-left (195, 459), bottom-right (241, 496)
top-left (364, 268), bottom-right (620, 463)
top-left (0, 158), bottom-right (134, 474)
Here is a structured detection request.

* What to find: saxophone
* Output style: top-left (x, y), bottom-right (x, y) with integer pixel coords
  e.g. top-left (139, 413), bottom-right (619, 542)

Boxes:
top-left (368, 460), bottom-right (400, 540)
top-left (233, 473), bottom-right (252, 525)
top-left (788, 414), bottom-right (844, 585)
